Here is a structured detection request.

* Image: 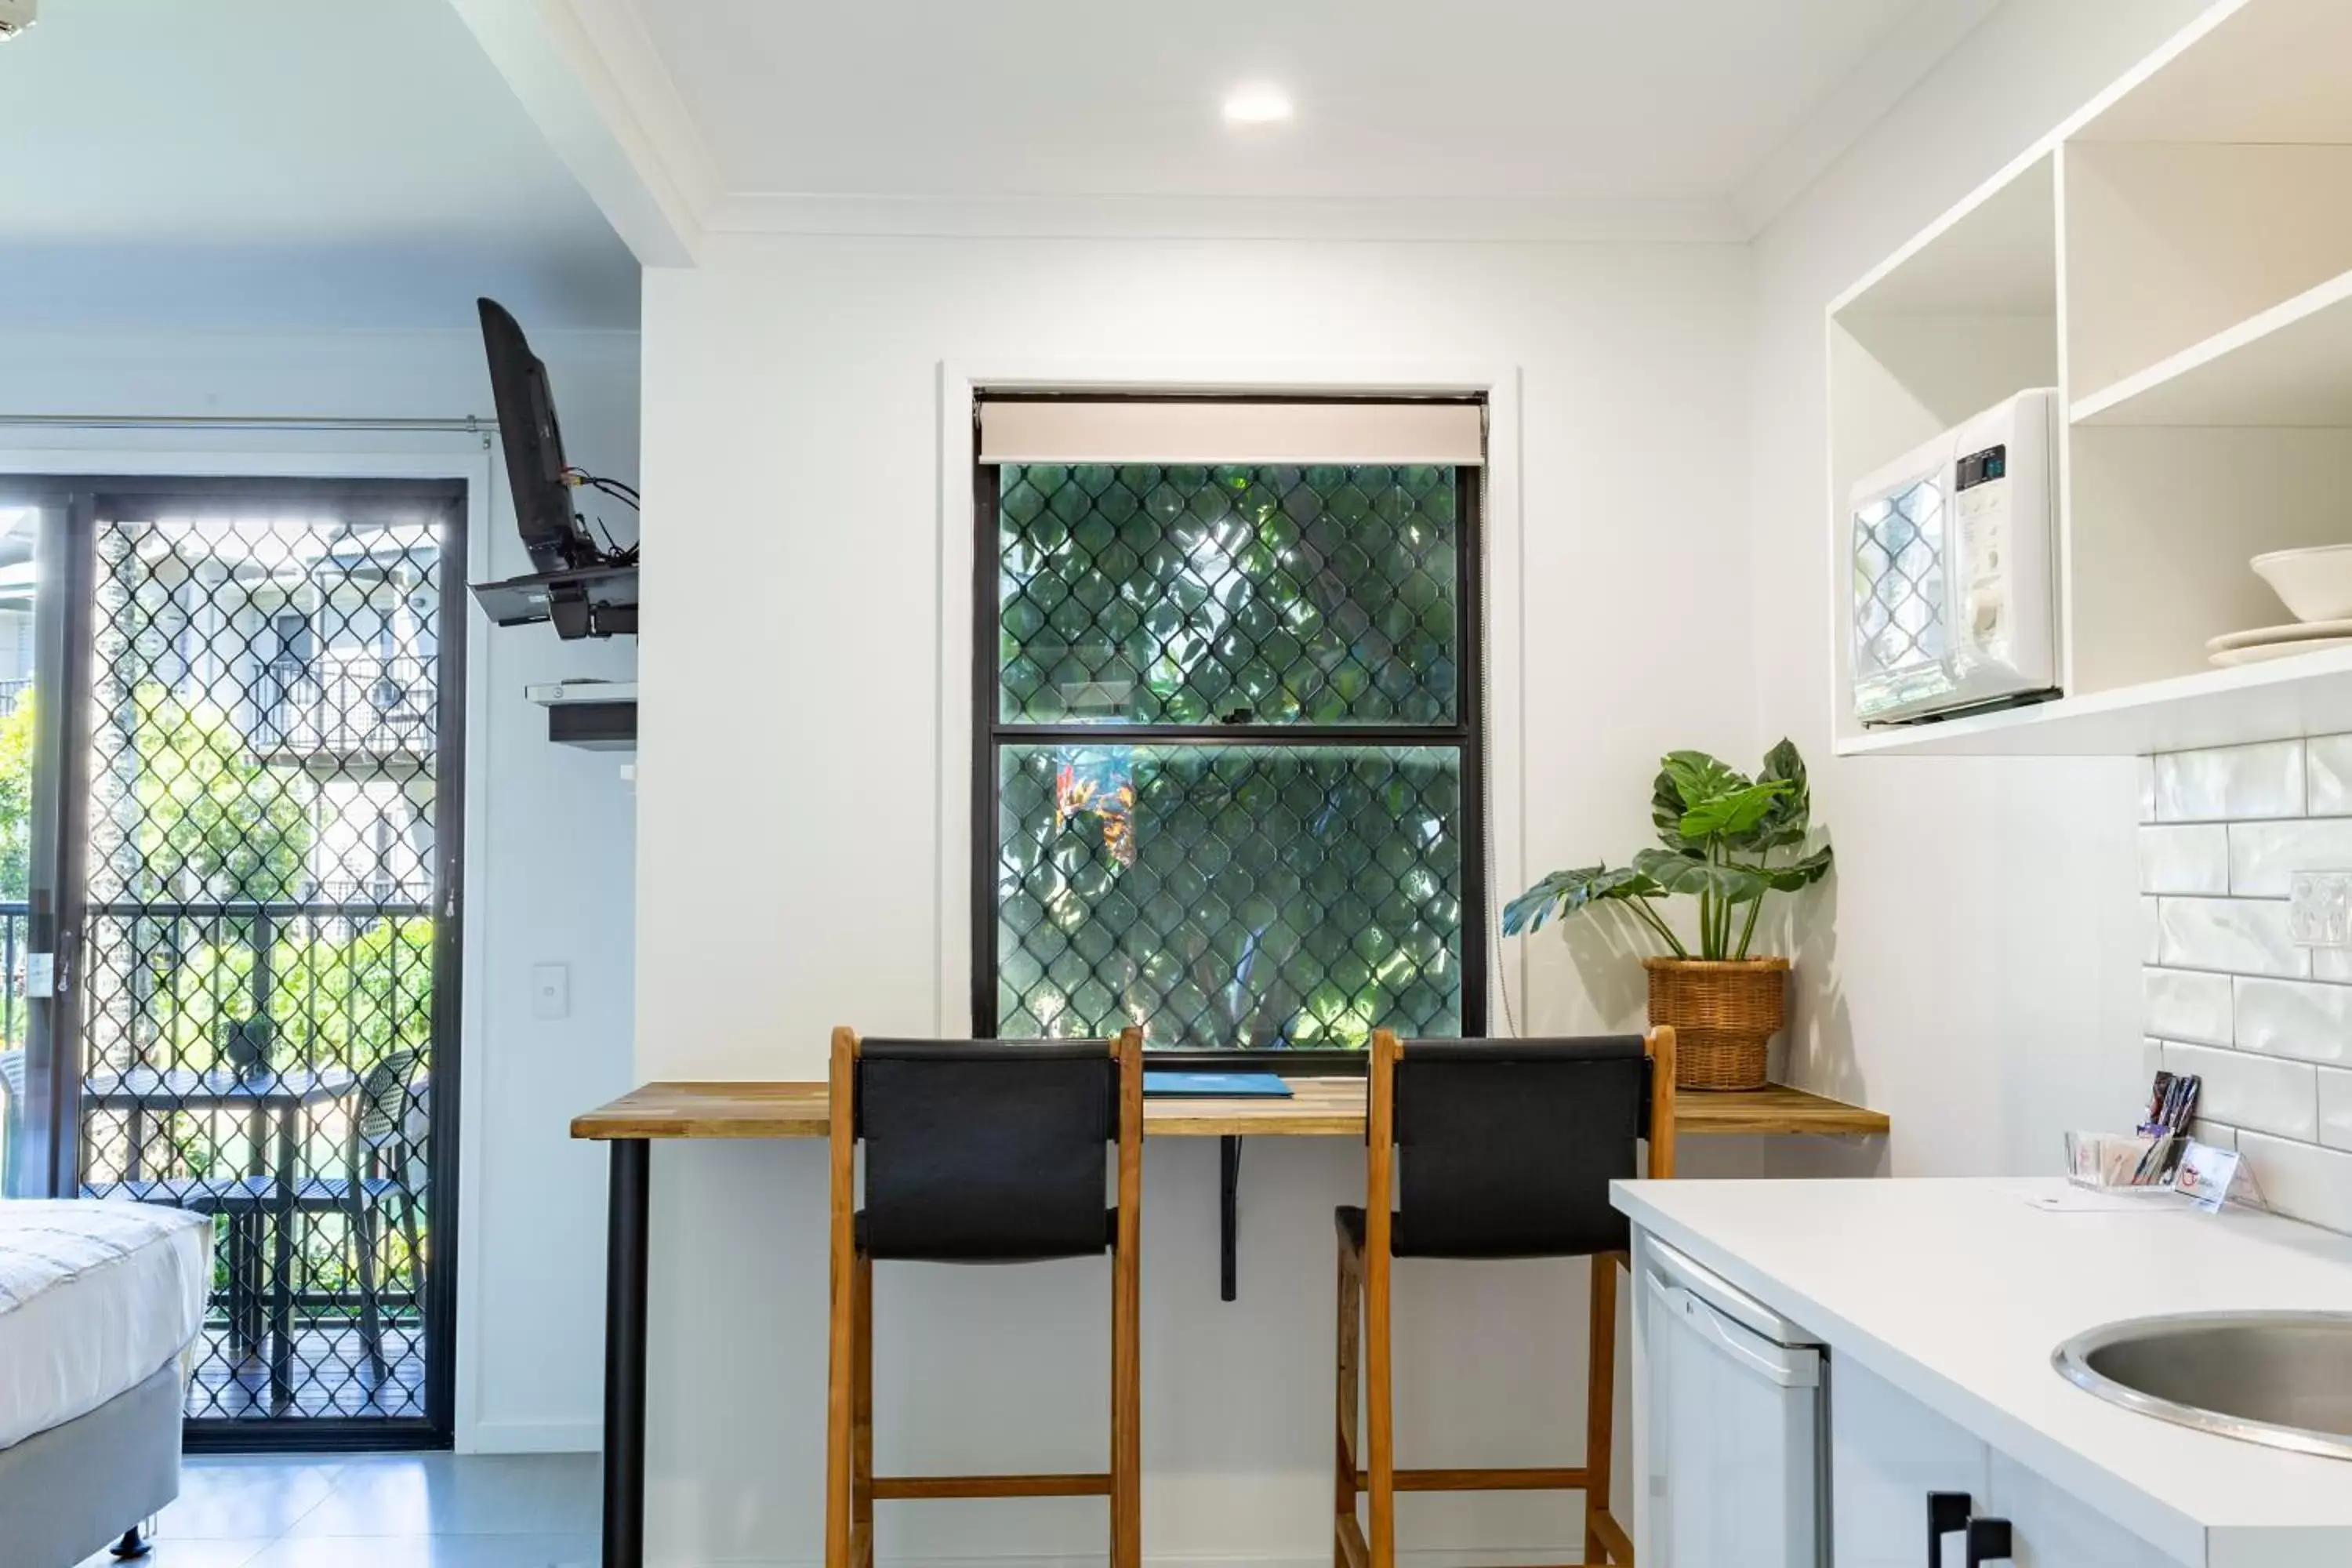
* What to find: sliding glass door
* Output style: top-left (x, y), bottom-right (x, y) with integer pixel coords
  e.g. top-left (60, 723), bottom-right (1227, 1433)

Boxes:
top-left (0, 476), bottom-right (466, 1450)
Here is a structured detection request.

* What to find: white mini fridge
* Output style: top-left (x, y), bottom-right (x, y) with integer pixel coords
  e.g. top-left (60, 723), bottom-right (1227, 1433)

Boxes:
top-left (1635, 1235), bottom-right (1827, 1568)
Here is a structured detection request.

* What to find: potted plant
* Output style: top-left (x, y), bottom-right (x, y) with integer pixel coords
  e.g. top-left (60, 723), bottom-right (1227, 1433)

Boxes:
top-left (1503, 740), bottom-right (1832, 1091)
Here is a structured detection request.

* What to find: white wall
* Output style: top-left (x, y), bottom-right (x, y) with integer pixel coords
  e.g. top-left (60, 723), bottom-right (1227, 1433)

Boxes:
top-left (636, 234), bottom-right (1751, 1565)
top-left (0, 323), bottom-right (641, 1450)
top-left (1746, 0), bottom-right (2214, 1179)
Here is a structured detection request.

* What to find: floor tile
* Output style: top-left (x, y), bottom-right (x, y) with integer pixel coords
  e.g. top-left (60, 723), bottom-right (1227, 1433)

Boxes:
top-left (280, 1454), bottom-right (597, 1537)
top-left (156, 1459), bottom-right (346, 1539)
top-left (240, 1534), bottom-right (597, 1568)
top-left (75, 1540), bottom-right (271, 1568)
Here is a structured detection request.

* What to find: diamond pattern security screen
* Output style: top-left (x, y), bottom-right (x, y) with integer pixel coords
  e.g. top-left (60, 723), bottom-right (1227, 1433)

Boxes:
top-left (978, 441), bottom-right (1484, 1054)
top-left (74, 491), bottom-right (459, 1437)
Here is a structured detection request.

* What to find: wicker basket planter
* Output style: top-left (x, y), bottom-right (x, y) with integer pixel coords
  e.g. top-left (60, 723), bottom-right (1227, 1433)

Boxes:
top-left (1643, 956), bottom-right (1790, 1091)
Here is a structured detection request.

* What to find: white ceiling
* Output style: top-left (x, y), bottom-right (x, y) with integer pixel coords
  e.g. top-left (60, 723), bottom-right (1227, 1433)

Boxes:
top-left (0, 0), bottom-right (637, 326)
top-left (607, 0), bottom-right (1972, 232)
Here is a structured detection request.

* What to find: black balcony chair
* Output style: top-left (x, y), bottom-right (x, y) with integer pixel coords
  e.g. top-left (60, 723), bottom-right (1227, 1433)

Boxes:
top-left (293, 1047), bottom-right (427, 1390)
top-left (826, 1026), bottom-right (1144, 1568)
top-left (0, 1048), bottom-right (24, 1194)
top-left (1334, 1026), bottom-right (1678, 1568)
top-left (0, 1047), bottom-right (24, 1193)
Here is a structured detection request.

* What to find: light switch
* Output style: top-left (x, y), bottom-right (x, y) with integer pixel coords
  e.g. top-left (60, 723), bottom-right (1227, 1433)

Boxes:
top-left (530, 962), bottom-right (571, 1020)
top-left (2288, 871), bottom-right (2352, 947)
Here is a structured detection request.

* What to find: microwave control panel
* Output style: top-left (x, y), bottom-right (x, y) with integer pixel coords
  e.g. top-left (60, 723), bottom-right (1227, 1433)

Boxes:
top-left (1955, 442), bottom-right (2011, 653)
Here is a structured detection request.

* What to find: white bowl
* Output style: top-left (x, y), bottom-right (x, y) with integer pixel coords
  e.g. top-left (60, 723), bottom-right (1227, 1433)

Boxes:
top-left (2253, 543), bottom-right (2352, 622)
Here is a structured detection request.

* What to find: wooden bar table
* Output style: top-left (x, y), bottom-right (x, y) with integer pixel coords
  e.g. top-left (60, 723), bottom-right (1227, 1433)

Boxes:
top-left (571, 1074), bottom-right (1886, 1568)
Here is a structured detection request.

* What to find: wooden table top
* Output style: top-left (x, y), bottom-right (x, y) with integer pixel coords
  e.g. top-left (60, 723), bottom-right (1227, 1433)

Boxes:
top-left (571, 1076), bottom-right (1888, 1142)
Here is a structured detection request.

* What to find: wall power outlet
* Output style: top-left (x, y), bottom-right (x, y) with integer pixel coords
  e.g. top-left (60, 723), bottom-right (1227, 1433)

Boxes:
top-left (2288, 871), bottom-right (2352, 947)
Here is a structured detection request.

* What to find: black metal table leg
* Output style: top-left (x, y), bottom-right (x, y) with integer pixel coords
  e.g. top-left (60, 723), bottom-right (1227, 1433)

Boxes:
top-left (268, 1102), bottom-right (296, 1410)
top-left (604, 1138), bottom-right (650, 1568)
top-left (1220, 1135), bottom-right (1241, 1302)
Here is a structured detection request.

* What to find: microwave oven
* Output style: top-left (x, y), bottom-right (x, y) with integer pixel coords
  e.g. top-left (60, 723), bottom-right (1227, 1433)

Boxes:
top-left (1849, 388), bottom-right (2060, 726)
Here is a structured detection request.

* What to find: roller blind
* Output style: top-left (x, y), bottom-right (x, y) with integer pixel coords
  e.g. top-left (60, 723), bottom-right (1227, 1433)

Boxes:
top-left (978, 398), bottom-right (1484, 466)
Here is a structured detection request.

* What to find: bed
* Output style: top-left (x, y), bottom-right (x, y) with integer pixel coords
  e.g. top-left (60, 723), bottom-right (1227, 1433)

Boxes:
top-left (0, 1200), bottom-right (209, 1568)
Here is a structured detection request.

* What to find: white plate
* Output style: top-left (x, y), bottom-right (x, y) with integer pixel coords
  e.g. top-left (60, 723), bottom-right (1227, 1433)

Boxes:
top-left (2212, 636), bottom-right (2352, 667)
top-left (2206, 617), bottom-right (2352, 653)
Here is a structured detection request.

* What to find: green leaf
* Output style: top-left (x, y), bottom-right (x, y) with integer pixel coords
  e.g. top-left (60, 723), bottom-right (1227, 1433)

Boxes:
top-left (1677, 780), bottom-right (1791, 843)
top-left (1748, 737), bottom-right (1813, 850)
top-left (1759, 844), bottom-right (1835, 892)
top-left (1632, 847), bottom-right (1768, 905)
top-left (1502, 863), bottom-right (1661, 935)
top-left (1653, 750), bottom-right (1748, 848)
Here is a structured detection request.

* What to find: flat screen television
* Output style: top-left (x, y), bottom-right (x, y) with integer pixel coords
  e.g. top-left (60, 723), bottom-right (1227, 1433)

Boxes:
top-left (478, 297), bottom-right (603, 574)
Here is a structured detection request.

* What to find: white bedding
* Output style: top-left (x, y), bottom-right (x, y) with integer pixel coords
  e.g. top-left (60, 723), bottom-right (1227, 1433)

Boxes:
top-left (0, 1200), bottom-right (209, 1450)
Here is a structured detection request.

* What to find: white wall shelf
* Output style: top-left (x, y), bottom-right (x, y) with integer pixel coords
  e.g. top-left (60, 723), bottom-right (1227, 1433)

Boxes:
top-left (2072, 266), bottom-right (2352, 428)
top-left (1832, 0), bottom-right (2352, 759)
top-left (1842, 645), bottom-right (2352, 757)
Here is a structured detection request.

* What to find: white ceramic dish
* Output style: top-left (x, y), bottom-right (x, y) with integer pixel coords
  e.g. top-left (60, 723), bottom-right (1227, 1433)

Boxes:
top-left (2206, 617), bottom-right (2352, 653)
top-left (2212, 636), bottom-right (2352, 667)
top-left (2252, 543), bottom-right (2352, 622)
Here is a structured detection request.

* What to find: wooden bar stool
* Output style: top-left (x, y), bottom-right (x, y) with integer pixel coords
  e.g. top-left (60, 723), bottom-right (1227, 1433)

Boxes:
top-left (1333, 1027), bottom-right (1676, 1568)
top-left (826, 1026), bottom-right (1145, 1568)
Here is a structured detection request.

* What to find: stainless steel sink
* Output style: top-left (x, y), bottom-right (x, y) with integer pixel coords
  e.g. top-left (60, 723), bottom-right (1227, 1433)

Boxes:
top-left (2054, 1312), bottom-right (2352, 1461)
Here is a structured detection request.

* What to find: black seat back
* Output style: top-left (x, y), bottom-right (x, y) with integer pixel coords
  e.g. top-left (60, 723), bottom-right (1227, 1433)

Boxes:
top-left (1390, 1036), bottom-right (1650, 1259)
top-left (856, 1039), bottom-right (1120, 1263)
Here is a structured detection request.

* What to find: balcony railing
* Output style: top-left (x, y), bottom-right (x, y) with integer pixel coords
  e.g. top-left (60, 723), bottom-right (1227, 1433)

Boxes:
top-left (0, 901), bottom-right (31, 1193)
top-left (251, 654), bottom-right (434, 760)
top-left (0, 679), bottom-right (29, 720)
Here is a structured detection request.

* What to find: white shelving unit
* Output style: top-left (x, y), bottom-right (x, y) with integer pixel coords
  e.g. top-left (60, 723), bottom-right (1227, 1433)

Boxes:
top-left (1831, 0), bottom-right (2352, 757)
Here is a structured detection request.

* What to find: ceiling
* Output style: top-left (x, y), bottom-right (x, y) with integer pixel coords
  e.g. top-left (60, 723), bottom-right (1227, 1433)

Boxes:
top-left (0, 0), bottom-right (637, 327)
top-left (609, 0), bottom-right (1969, 230)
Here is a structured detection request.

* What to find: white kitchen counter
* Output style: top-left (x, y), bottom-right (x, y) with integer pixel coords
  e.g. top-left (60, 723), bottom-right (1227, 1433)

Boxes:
top-left (1612, 1177), bottom-right (2352, 1568)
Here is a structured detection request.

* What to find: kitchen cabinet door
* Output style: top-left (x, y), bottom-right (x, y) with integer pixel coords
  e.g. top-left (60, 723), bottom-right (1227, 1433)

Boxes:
top-left (1831, 1359), bottom-right (1989, 1567)
top-left (1984, 1451), bottom-right (2190, 1567)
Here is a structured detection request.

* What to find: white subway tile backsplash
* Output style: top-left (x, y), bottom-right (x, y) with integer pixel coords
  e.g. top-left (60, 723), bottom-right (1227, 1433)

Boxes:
top-left (2227, 819), bottom-right (2352, 897)
top-left (2143, 969), bottom-right (2233, 1046)
top-left (2154, 898), bottom-right (2308, 977)
top-left (2158, 1042), bottom-right (2318, 1141)
top-left (2132, 733), bottom-right (2352, 1232)
top-left (2230, 976), bottom-right (2352, 1065)
top-left (2187, 1120), bottom-right (2238, 1151)
top-left (2153, 741), bottom-right (2305, 822)
top-left (2308, 735), bottom-right (2352, 816)
top-left (2138, 826), bottom-right (2230, 895)
top-left (2321, 1069), bottom-right (2352, 1153)
top-left (2238, 1133), bottom-right (2352, 1233)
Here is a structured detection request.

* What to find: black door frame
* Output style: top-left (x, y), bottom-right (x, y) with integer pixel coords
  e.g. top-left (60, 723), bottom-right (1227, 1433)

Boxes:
top-left (0, 474), bottom-right (469, 1452)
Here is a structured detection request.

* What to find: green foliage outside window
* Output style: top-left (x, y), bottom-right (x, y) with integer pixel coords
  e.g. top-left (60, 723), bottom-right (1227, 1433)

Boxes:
top-left (0, 694), bottom-right (31, 902)
top-left (992, 461), bottom-right (1475, 1052)
top-left (122, 687), bottom-right (314, 902)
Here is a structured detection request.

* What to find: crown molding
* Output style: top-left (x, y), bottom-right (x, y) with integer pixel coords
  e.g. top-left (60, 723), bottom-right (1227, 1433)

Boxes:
top-left (479, 0), bottom-right (1992, 262)
top-left (1730, 0), bottom-right (2002, 236)
top-left (446, 0), bottom-right (713, 267)
top-left (700, 191), bottom-right (1749, 245)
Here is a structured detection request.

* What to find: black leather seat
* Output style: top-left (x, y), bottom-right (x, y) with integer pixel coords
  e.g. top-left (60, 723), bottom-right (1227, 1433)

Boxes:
top-left (1337, 1035), bottom-right (1650, 1259)
top-left (855, 1038), bottom-right (1122, 1262)
top-left (825, 1027), bottom-right (1145, 1568)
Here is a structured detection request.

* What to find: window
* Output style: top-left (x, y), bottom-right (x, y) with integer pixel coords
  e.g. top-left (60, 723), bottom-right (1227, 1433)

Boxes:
top-left (974, 397), bottom-right (1486, 1055)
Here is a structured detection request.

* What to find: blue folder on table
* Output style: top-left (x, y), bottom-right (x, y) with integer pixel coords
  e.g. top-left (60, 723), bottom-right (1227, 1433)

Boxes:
top-left (1142, 1071), bottom-right (1294, 1099)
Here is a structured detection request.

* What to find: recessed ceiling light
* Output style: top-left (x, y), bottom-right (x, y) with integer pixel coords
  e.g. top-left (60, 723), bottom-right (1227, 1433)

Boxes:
top-left (1222, 84), bottom-right (1293, 125)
